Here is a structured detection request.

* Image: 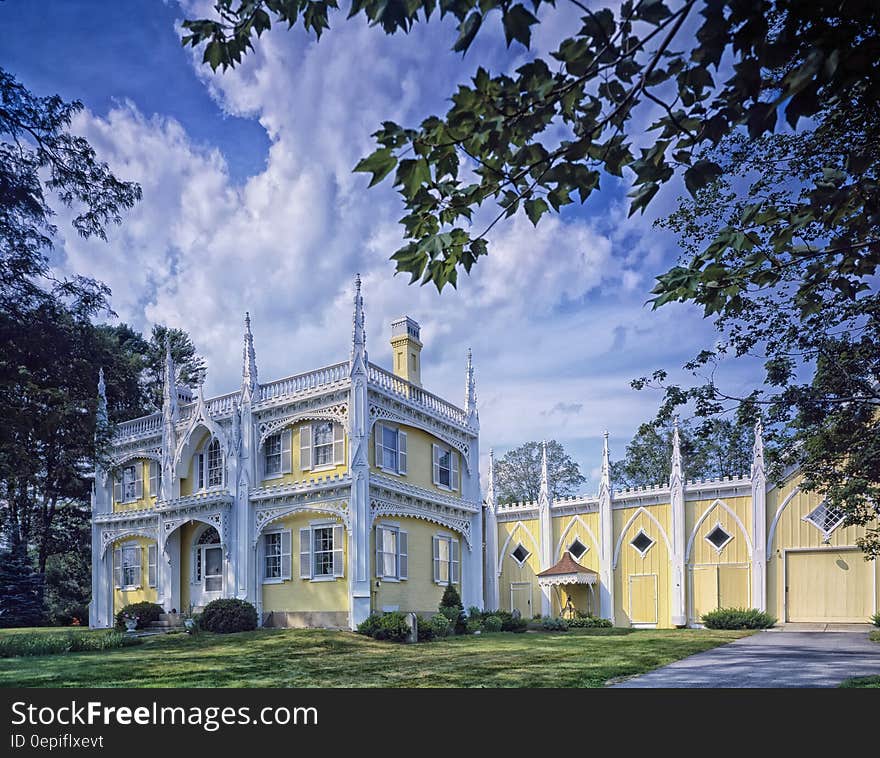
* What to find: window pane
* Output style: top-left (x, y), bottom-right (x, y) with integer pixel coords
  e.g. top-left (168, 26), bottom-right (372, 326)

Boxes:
top-left (381, 529), bottom-right (398, 578)
top-left (313, 527), bottom-right (334, 576)
top-left (438, 449), bottom-right (451, 486)
top-left (381, 427), bottom-right (398, 470)
top-left (314, 423), bottom-right (333, 466)
top-left (207, 440), bottom-right (223, 487)
top-left (265, 434), bottom-right (282, 474)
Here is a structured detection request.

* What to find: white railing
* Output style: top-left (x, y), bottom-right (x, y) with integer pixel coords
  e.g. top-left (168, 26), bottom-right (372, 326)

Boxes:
top-left (368, 364), bottom-right (470, 427)
top-left (206, 391), bottom-right (239, 416)
top-left (258, 362), bottom-right (350, 402)
top-left (114, 413), bottom-right (161, 439)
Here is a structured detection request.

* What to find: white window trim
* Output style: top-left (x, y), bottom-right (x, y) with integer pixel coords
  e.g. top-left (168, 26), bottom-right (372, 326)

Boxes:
top-left (120, 541), bottom-right (141, 590)
top-left (196, 438), bottom-right (225, 492)
top-left (306, 520), bottom-right (342, 582)
top-left (375, 423), bottom-right (407, 476)
top-left (704, 521), bottom-right (733, 554)
top-left (511, 542), bottom-right (531, 566)
top-left (375, 521), bottom-right (407, 582)
top-left (567, 538), bottom-right (589, 560)
top-left (118, 464), bottom-right (141, 504)
top-left (261, 529), bottom-right (286, 584)
top-left (433, 532), bottom-right (460, 586)
top-left (803, 501), bottom-right (846, 542)
top-left (432, 443), bottom-right (458, 492)
top-left (630, 529), bottom-right (655, 558)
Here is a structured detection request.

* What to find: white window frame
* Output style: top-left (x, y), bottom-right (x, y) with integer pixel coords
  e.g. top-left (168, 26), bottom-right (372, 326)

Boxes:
top-left (432, 444), bottom-right (459, 491)
top-left (630, 529), bottom-right (655, 558)
top-left (804, 501), bottom-right (846, 541)
top-left (147, 544), bottom-right (157, 588)
top-left (149, 461), bottom-right (161, 500)
top-left (196, 438), bottom-right (225, 491)
top-left (299, 521), bottom-right (345, 582)
top-left (432, 533), bottom-right (460, 586)
top-left (375, 423), bottom-right (407, 476)
top-left (375, 523), bottom-right (408, 582)
top-left (262, 529), bottom-right (291, 583)
top-left (511, 542), bottom-right (531, 566)
top-left (120, 542), bottom-right (141, 590)
top-left (568, 538), bottom-right (588, 560)
top-left (704, 522), bottom-right (733, 554)
top-left (301, 422), bottom-right (345, 473)
top-left (264, 433), bottom-right (284, 478)
top-left (115, 464), bottom-right (143, 504)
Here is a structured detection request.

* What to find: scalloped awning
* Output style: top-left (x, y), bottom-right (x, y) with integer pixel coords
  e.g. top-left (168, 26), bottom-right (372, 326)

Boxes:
top-left (537, 553), bottom-right (598, 586)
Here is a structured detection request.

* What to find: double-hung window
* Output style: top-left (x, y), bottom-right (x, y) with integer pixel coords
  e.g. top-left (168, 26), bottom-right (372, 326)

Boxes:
top-left (148, 544), bottom-right (158, 587)
top-left (113, 543), bottom-right (142, 589)
top-left (432, 534), bottom-right (460, 585)
top-left (114, 464), bottom-right (143, 504)
top-left (263, 530), bottom-right (291, 582)
top-left (263, 430), bottom-right (291, 478)
top-left (374, 423), bottom-right (407, 475)
top-left (432, 444), bottom-right (459, 490)
top-left (148, 461), bottom-right (161, 500)
top-left (375, 524), bottom-right (408, 581)
top-left (196, 439), bottom-right (224, 490)
top-left (300, 422), bottom-right (344, 471)
top-left (299, 523), bottom-right (344, 580)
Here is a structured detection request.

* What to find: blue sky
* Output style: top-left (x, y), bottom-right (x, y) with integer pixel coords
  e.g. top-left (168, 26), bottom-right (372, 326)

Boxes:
top-left (1, 0), bottom-right (762, 489)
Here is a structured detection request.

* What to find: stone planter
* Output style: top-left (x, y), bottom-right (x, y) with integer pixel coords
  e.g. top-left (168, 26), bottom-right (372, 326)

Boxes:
top-left (123, 618), bottom-right (138, 632)
top-left (184, 618), bottom-right (196, 632)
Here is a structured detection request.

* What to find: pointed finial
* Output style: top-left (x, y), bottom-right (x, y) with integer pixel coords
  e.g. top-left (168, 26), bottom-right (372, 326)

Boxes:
top-left (242, 311), bottom-right (258, 401)
top-left (465, 347), bottom-right (478, 423)
top-left (162, 333), bottom-right (178, 423)
top-left (350, 273), bottom-right (367, 370)
top-left (602, 430), bottom-right (610, 474)
top-left (670, 417), bottom-right (682, 486)
top-left (486, 448), bottom-right (496, 512)
top-left (751, 417), bottom-right (765, 480)
top-left (540, 440), bottom-right (549, 495)
top-left (98, 367), bottom-right (106, 397)
top-left (96, 367), bottom-right (108, 430)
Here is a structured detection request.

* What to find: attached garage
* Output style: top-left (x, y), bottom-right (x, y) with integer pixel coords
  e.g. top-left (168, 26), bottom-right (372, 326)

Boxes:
top-left (785, 549), bottom-right (876, 623)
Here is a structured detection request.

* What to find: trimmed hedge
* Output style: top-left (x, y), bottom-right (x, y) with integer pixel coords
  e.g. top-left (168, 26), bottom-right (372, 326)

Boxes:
top-left (115, 602), bottom-right (163, 631)
top-left (701, 607), bottom-right (776, 629)
top-left (482, 615), bottom-right (503, 632)
top-left (568, 615), bottom-right (613, 629)
top-left (199, 599), bottom-right (258, 633)
top-left (541, 617), bottom-right (568, 631)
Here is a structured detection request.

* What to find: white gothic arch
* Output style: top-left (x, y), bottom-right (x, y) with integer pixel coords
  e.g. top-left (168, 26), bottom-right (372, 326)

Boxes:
top-left (497, 521), bottom-right (541, 577)
top-left (554, 514), bottom-right (600, 559)
top-left (612, 506), bottom-right (672, 569)
top-left (685, 498), bottom-right (753, 562)
top-left (766, 486), bottom-right (801, 554)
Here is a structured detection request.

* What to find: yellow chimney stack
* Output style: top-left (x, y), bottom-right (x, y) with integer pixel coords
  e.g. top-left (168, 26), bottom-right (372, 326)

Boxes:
top-left (390, 316), bottom-right (422, 387)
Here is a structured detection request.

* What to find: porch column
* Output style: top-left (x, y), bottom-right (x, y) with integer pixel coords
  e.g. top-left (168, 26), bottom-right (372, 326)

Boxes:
top-left (598, 432), bottom-right (615, 623)
top-left (91, 527), bottom-right (114, 628)
top-left (751, 420), bottom-right (768, 612)
top-left (670, 422), bottom-right (687, 627)
top-left (160, 529), bottom-right (181, 613)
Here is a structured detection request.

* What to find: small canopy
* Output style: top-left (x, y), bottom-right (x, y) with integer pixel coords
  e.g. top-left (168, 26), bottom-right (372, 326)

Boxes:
top-left (536, 553), bottom-right (598, 587)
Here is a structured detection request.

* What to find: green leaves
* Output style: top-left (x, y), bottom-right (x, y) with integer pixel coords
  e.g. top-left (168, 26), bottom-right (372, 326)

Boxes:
top-left (683, 159), bottom-right (722, 196)
top-left (524, 197), bottom-right (549, 226)
top-left (502, 5), bottom-right (539, 48)
top-left (453, 12), bottom-right (482, 53)
top-left (353, 148), bottom-right (398, 187)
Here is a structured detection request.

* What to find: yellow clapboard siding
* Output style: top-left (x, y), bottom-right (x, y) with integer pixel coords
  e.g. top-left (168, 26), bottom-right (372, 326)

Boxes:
top-left (786, 549), bottom-right (874, 622)
top-left (629, 574), bottom-right (657, 624)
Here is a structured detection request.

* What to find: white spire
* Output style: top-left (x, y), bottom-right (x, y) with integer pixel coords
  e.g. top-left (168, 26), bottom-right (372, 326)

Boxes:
top-left (242, 311), bottom-right (258, 402)
top-left (539, 440), bottom-right (550, 504)
top-left (600, 430), bottom-right (611, 495)
top-left (465, 347), bottom-right (478, 425)
top-left (162, 334), bottom-right (178, 424)
top-left (486, 448), bottom-right (496, 513)
top-left (350, 273), bottom-right (367, 372)
top-left (751, 418), bottom-right (765, 480)
top-left (670, 416), bottom-right (682, 487)
top-left (97, 367), bottom-right (108, 429)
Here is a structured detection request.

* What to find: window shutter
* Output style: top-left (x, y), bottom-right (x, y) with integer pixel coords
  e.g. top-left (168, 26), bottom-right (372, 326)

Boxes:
top-left (197, 454), bottom-right (205, 490)
top-left (193, 545), bottom-right (200, 582)
top-left (281, 530), bottom-right (292, 580)
top-left (281, 429), bottom-right (292, 474)
top-left (300, 425), bottom-right (312, 471)
top-left (333, 423), bottom-right (344, 465)
top-left (113, 476), bottom-right (122, 505)
top-left (432, 536), bottom-right (441, 583)
top-left (148, 544), bottom-right (157, 587)
top-left (375, 527), bottom-right (385, 578)
top-left (398, 431), bottom-right (408, 474)
top-left (149, 462), bottom-right (159, 499)
top-left (134, 464), bottom-right (144, 500)
top-left (374, 423), bottom-right (383, 467)
top-left (451, 539), bottom-right (460, 584)
top-left (432, 445), bottom-right (440, 485)
top-left (133, 545), bottom-right (143, 587)
top-left (399, 530), bottom-right (408, 580)
top-left (113, 547), bottom-right (122, 588)
top-left (451, 451), bottom-right (459, 491)
top-left (299, 528), bottom-right (311, 579)
top-left (332, 524), bottom-right (344, 577)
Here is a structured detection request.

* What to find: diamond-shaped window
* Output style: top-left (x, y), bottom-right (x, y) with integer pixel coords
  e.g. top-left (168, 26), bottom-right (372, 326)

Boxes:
top-left (806, 502), bottom-right (845, 538)
top-left (706, 524), bottom-right (732, 551)
top-left (568, 538), bottom-right (587, 560)
top-left (630, 530), bottom-right (654, 556)
top-left (511, 543), bottom-right (530, 564)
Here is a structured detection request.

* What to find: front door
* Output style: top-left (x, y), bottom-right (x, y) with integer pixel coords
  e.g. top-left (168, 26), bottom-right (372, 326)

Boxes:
top-left (510, 582), bottom-right (532, 618)
top-left (203, 545), bottom-right (223, 594)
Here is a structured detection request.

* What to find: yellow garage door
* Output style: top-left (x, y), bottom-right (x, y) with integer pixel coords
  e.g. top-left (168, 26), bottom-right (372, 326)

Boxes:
top-left (629, 574), bottom-right (658, 626)
top-left (786, 549), bottom-right (874, 623)
top-left (690, 565), bottom-right (750, 624)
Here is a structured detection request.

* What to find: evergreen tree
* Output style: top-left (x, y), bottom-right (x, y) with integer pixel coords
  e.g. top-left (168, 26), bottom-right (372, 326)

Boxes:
top-left (0, 551), bottom-right (46, 628)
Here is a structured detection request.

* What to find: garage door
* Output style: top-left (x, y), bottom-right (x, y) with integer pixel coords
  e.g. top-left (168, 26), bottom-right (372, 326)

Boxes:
top-left (629, 574), bottom-right (658, 626)
top-left (689, 564), bottom-right (750, 624)
top-left (786, 549), bottom-right (874, 623)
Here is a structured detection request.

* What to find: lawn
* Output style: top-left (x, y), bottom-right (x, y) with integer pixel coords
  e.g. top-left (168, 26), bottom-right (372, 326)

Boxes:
top-left (0, 627), bottom-right (750, 688)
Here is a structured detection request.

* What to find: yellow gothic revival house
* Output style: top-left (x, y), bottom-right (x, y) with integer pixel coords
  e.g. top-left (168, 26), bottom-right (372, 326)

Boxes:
top-left (90, 276), bottom-right (878, 630)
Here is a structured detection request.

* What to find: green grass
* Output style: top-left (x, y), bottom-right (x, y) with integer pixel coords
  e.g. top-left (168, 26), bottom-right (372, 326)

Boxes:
top-left (839, 629), bottom-right (880, 688)
top-left (0, 627), bottom-right (749, 688)
top-left (0, 627), bottom-right (140, 658)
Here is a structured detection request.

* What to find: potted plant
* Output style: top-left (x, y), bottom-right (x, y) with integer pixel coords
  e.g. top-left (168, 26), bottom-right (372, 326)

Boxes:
top-left (122, 612), bottom-right (139, 632)
top-left (183, 603), bottom-right (197, 633)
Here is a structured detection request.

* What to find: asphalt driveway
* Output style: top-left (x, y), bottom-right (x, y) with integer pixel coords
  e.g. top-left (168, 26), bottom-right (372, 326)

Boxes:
top-left (613, 629), bottom-right (880, 688)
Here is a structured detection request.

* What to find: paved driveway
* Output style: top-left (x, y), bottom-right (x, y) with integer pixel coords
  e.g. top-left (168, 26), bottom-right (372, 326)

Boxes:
top-left (613, 629), bottom-right (880, 688)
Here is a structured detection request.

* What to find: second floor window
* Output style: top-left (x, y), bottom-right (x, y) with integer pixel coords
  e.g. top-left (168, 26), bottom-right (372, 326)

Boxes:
top-left (313, 422), bottom-right (334, 467)
top-left (300, 422), bottom-right (344, 471)
top-left (197, 438), bottom-right (224, 490)
top-left (432, 444), bottom-right (459, 490)
top-left (374, 423), bottom-right (407, 475)
top-left (113, 464), bottom-right (143, 504)
top-left (265, 433), bottom-right (282, 475)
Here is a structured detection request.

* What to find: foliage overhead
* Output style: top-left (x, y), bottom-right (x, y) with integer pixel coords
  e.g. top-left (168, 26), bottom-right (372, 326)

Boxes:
top-left (494, 439), bottom-right (586, 503)
top-left (183, 1), bottom-right (879, 292)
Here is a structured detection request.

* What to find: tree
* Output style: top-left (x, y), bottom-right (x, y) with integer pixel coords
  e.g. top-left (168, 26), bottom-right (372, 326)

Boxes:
top-left (183, 1), bottom-right (879, 290)
top-left (610, 418), bottom-right (753, 489)
top-left (140, 325), bottom-right (205, 412)
top-left (494, 440), bottom-right (585, 503)
top-left (636, 96), bottom-right (880, 555)
top-left (0, 551), bottom-right (46, 627)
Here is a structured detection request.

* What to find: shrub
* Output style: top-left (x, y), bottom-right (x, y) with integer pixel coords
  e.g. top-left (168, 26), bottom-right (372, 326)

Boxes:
top-left (0, 630), bottom-right (141, 658)
top-left (416, 615), bottom-right (434, 642)
top-left (374, 612), bottom-right (411, 642)
top-left (199, 599), bottom-right (258, 633)
top-left (115, 602), bottom-right (163, 631)
top-left (356, 614), bottom-right (382, 637)
top-left (467, 605), bottom-right (482, 619)
top-left (439, 583), bottom-right (466, 634)
top-left (483, 615), bottom-right (503, 632)
top-left (505, 617), bottom-right (529, 633)
top-left (871, 612), bottom-right (880, 627)
top-left (701, 607), bottom-right (777, 630)
top-left (466, 617), bottom-right (483, 634)
top-left (567, 615), bottom-right (613, 629)
top-left (541, 617), bottom-right (569, 631)
top-left (532, 614), bottom-right (543, 620)
top-left (429, 614), bottom-right (451, 638)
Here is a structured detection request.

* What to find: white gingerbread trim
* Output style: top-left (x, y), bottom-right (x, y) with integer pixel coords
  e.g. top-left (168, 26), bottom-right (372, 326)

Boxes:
top-left (685, 498), bottom-right (753, 561)
top-left (612, 506), bottom-right (672, 568)
top-left (254, 500), bottom-right (350, 544)
top-left (369, 497), bottom-right (472, 547)
top-left (257, 405), bottom-right (348, 449)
